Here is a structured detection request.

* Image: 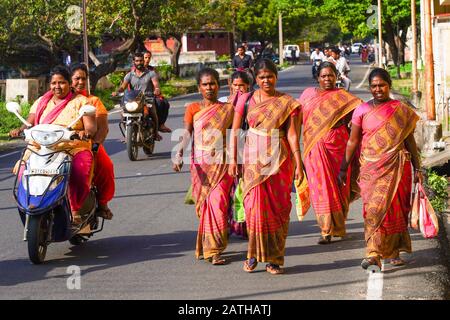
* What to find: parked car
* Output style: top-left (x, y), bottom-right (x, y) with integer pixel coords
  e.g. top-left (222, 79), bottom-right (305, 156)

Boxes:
top-left (283, 45), bottom-right (300, 60)
top-left (351, 43), bottom-right (363, 54)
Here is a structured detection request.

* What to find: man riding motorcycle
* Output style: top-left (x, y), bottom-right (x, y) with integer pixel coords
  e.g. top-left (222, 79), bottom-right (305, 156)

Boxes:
top-left (331, 48), bottom-right (351, 91)
top-left (112, 52), bottom-right (161, 141)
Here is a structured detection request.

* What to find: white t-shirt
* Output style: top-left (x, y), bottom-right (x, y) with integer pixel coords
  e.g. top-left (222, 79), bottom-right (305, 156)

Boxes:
top-left (310, 51), bottom-right (326, 62)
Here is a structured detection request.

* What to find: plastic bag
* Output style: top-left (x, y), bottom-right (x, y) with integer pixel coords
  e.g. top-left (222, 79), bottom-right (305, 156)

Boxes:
top-left (410, 183), bottom-right (439, 238)
top-left (233, 179), bottom-right (245, 223)
top-left (294, 173), bottom-right (310, 221)
top-left (184, 185), bottom-right (195, 205)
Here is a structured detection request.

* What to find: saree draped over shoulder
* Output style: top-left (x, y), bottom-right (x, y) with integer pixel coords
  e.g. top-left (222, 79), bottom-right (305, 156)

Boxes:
top-left (356, 100), bottom-right (419, 259)
top-left (190, 102), bottom-right (235, 260)
top-left (299, 88), bottom-right (362, 237)
top-left (242, 93), bottom-right (301, 266)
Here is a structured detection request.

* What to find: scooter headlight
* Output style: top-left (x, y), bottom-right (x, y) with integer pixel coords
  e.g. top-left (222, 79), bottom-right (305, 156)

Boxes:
top-left (125, 101), bottom-right (139, 112)
top-left (31, 130), bottom-right (64, 146)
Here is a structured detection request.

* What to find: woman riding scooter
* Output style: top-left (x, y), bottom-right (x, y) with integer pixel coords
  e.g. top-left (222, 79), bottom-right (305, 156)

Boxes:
top-left (10, 65), bottom-right (97, 225)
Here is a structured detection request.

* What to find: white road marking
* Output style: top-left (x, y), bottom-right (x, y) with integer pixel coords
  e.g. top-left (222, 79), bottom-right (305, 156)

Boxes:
top-left (356, 66), bottom-right (372, 89)
top-left (0, 150), bottom-right (21, 159)
top-left (366, 262), bottom-right (384, 300)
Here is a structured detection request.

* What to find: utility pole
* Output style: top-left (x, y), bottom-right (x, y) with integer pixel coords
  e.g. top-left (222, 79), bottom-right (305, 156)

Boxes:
top-left (377, 0), bottom-right (383, 68)
top-left (279, 12), bottom-right (284, 65)
top-left (424, 0), bottom-right (435, 120)
top-left (82, 0), bottom-right (90, 95)
top-left (411, 0), bottom-right (419, 106)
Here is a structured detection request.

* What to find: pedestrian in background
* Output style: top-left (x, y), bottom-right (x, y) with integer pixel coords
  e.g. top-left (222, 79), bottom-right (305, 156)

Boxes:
top-left (298, 62), bottom-right (362, 244)
top-left (229, 59), bottom-right (302, 275)
top-left (338, 68), bottom-right (422, 271)
top-left (173, 68), bottom-right (234, 265)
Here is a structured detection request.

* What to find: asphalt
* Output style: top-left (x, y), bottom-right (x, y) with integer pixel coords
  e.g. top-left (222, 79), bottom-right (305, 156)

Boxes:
top-left (0, 56), bottom-right (448, 300)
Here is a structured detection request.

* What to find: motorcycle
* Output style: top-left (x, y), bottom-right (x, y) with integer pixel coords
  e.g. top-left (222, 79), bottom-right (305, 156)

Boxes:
top-left (312, 59), bottom-right (322, 80)
top-left (5, 102), bottom-right (104, 264)
top-left (116, 90), bottom-right (156, 161)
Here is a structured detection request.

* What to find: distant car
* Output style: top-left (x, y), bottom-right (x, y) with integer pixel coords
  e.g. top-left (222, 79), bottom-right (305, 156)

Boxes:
top-left (283, 45), bottom-right (300, 60)
top-left (351, 43), bottom-right (363, 54)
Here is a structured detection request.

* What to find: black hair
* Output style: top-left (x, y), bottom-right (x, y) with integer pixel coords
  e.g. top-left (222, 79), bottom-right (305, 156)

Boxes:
top-left (331, 47), bottom-right (341, 55)
top-left (196, 67), bottom-right (220, 86)
top-left (133, 52), bottom-right (144, 59)
top-left (70, 63), bottom-right (88, 76)
top-left (254, 58), bottom-right (278, 78)
top-left (50, 65), bottom-right (71, 83)
top-left (230, 71), bottom-right (250, 85)
top-left (317, 61), bottom-right (338, 78)
top-left (369, 68), bottom-right (392, 87)
top-left (237, 46), bottom-right (245, 51)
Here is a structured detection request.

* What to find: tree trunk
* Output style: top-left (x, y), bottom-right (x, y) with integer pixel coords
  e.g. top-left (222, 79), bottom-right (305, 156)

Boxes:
top-left (164, 36), bottom-right (182, 77)
top-left (384, 20), bottom-right (401, 78)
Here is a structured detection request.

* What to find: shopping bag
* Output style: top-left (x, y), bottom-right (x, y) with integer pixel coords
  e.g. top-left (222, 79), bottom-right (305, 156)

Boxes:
top-left (410, 184), bottom-right (420, 230)
top-left (294, 173), bottom-right (310, 221)
top-left (184, 185), bottom-right (195, 205)
top-left (233, 179), bottom-right (245, 223)
top-left (411, 183), bottom-right (439, 238)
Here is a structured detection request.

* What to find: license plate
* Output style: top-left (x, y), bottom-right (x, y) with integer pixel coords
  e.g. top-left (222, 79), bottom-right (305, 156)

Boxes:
top-left (24, 169), bottom-right (60, 175)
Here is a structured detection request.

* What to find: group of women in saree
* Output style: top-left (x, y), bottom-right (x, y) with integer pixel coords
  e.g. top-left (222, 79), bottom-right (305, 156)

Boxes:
top-left (174, 59), bottom-right (422, 274)
top-left (10, 65), bottom-right (115, 223)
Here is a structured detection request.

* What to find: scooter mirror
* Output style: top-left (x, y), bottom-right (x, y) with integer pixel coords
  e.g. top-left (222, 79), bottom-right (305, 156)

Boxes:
top-left (5, 101), bottom-right (22, 115)
top-left (78, 104), bottom-right (96, 116)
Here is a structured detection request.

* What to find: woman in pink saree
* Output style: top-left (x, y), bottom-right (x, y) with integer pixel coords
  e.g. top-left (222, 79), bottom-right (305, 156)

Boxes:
top-left (339, 68), bottom-right (422, 271)
top-left (173, 68), bottom-right (234, 265)
top-left (298, 62), bottom-right (362, 244)
top-left (229, 59), bottom-right (303, 275)
top-left (9, 66), bottom-right (97, 224)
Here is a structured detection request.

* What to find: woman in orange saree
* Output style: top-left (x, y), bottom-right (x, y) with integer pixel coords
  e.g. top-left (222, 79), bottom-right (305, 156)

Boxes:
top-left (229, 59), bottom-right (303, 275)
top-left (298, 62), bottom-right (362, 244)
top-left (339, 68), bottom-right (422, 271)
top-left (173, 68), bottom-right (234, 265)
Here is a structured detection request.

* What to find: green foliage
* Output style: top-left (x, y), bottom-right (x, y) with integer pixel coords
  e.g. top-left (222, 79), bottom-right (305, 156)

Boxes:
top-left (156, 62), bottom-right (174, 81)
top-left (388, 62), bottom-right (412, 79)
top-left (93, 88), bottom-right (116, 111)
top-left (217, 54), bottom-right (231, 62)
top-left (0, 101), bottom-right (31, 135)
top-left (107, 72), bottom-right (126, 88)
top-left (426, 170), bottom-right (449, 212)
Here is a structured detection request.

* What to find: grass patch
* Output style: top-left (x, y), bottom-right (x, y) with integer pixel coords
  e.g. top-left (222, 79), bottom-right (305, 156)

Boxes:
top-left (388, 62), bottom-right (412, 79)
top-left (391, 78), bottom-right (413, 99)
top-left (0, 101), bottom-right (31, 136)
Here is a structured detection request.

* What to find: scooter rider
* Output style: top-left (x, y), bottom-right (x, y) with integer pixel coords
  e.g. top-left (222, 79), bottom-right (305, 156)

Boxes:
top-left (331, 48), bottom-right (351, 91)
top-left (112, 52), bottom-right (161, 141)
top-left (310, 48), bottom-right (326, 79)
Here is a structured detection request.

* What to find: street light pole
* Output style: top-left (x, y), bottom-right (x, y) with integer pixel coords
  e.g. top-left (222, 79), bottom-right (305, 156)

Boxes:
top-left (82, 0), bottom-right (90, 95)
top-left (424, 0), bottom-right (436, 120)
top-left (377, 0), bottom-right (383, 68)
top-left (279, 12), bottom-right (284, 65)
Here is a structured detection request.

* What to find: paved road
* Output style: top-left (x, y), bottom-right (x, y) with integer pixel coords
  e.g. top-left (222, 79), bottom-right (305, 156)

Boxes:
top-left (0, 56), bottom-right (448, 300)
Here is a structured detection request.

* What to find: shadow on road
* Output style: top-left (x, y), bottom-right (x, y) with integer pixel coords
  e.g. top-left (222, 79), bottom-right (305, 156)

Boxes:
top-left (0, 231), bottom-right (197, 287)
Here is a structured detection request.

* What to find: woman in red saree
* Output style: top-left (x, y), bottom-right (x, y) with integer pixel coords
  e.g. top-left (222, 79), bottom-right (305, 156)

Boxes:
top-left (173, 68), bottom-right (234, 265)
top-left (339, 68), bottom-right (422, 271)
top-left (229, 59), bottom-right (303, 275)
top-left (10, 66), bottom-right (97, 223)
top-left (298, 62), bottom-right (362, 244)
top-left (71, 63), bottom-right (115, 220)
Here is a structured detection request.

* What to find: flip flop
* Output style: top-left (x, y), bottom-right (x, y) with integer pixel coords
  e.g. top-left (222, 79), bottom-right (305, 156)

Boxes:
top-left (390, 258), bottom-right (405, 266)
top-left (243, 258), bottom-right (258, 272)
top-left (265, 263), bottom-right (284, 275)
top-left (211, 254), bottom-right (226, 265)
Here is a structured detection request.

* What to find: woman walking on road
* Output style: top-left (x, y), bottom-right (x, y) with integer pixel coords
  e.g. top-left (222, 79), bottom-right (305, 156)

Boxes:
top-left (173, 68), bottom-right (234, 265)
top-left (298, 62), bottom-right (362, 244)
top-left (338, 68), bottom-right (422, 271)
top-left (229, 59), bottom-right (302, 275)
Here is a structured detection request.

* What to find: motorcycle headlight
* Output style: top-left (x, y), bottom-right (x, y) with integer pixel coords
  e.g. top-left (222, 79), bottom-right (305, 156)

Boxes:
top-left (125, 101), bottom-right (139, 112)
top-left (31, 130), bottom-right (64, 146)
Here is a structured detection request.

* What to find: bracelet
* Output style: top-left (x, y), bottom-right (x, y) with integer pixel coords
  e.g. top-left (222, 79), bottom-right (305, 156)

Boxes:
top-left (293, 150), bottom-right (301, 154)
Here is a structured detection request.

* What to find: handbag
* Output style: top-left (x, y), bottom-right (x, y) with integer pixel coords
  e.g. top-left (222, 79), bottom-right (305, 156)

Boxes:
top-left (410, 183), bottom-right (439, 238)
top-left (294, 172), bottom-right (310, 221)
top-left (241, 91), bottom-right (255, 131)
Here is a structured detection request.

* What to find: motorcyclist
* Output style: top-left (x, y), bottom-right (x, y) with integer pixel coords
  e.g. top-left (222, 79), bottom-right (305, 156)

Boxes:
top-left (331, 48), bottom-right (351, 91)
top-left (232, 46), bottom-right (253, 70)
top-left (112, 52), bottom-right (161, 141)
top-left (310, 48), bottom-right (326, 79)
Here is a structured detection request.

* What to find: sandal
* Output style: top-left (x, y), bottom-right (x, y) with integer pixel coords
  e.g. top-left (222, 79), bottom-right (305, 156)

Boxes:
top-left (318, 235), bottom-right (332, 245)
top-left (211, 254), bottom-right (226, 265)
top-left (97, 206), bottom-right (113, 220)
top-left (361, 256), bottom-right (382, 272)
top-left (390, 257), bottom-right (405, 266)
top-left (265, 263), bottom-right (284, 275)
top-left (243, 257), bottom-right (258, 272)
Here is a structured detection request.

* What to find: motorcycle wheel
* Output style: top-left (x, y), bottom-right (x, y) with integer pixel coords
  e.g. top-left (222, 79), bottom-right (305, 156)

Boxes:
top-left (126, 124), bottom-right (139, 161)
top-left (27, 215), bottom-right (49, 264)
